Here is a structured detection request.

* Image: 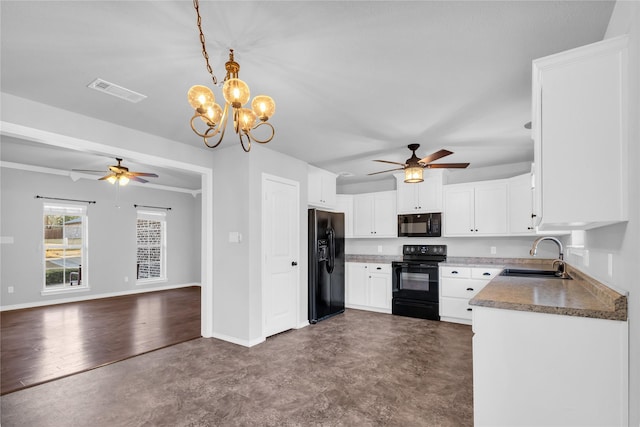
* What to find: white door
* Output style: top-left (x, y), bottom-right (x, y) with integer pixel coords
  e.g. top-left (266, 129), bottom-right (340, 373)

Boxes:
top-left (263, 174), bottom-right (300, 337)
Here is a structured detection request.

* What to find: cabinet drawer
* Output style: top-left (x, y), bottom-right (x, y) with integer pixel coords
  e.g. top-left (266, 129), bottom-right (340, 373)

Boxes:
top-left (440, 297), bottom-right (474, 320)
top-left (441, 278), bottom-right (488, 298)
top-left (440, 266), bottom-right (471, 278)
top-left (367, 263), bottom-right (391, 274)
top-left (471, 268), bottom-right (502, 280)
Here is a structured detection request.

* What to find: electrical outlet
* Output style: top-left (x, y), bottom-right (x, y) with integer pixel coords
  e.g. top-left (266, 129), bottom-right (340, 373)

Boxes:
top-left (7, 286), bottom-right (14, 294)
top-left (377, 245), bottom-right (383, 253)
top-left (124, 276), bottom-right (129, 283)
top-left (490, 246), bottom-right (496, 255)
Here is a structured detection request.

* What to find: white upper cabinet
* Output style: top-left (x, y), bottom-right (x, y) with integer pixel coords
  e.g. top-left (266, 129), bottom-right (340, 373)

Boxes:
top-left (532, 35), bottom-right (628, 230)
top-left (352, 191), bottom-right (397, 238)
top-left (508, 173), bottom-right (536, 235)
top-left (444, 181), bottom-right (508, 236)
top-left (308, 165), bottom-right (337, 209)
top-left (395, 170), bottom-right (444, 214)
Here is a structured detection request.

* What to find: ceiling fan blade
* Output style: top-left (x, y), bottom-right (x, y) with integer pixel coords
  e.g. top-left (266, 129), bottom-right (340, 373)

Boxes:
top-left (127, 172), bottom-right (159, 177)
top-left (98, 174), bottom-right (114, 181)
top-left (426, 163), bottom-right (470, 169)
top-left (419, 149), bottom-right (453, 164)
top-left (373, 159), bottom-right (407, 166)
top-left (367, 167), bottom-right (404, 176)
top-left (129, 176), bottom-right (149, 183)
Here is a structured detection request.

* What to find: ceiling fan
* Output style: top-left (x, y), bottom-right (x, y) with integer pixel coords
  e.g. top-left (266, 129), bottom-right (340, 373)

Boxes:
top-left (73, 158), bottom-right (159, 185)
top-left (369, 144), bottom-right (470, 183)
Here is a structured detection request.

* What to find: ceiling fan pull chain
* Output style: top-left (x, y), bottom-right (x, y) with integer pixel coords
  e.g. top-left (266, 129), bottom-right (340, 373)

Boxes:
top-left (193, 0), bottom-right (218, 86)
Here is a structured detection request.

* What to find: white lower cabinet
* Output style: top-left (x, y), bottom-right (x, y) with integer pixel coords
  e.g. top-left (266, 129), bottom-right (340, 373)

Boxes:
top-left (439, 265), bottom-right (501, 325)
top-left (473, 306), bottom-right (628, 426)
top-left (346, 262), bottom-right (391, 314)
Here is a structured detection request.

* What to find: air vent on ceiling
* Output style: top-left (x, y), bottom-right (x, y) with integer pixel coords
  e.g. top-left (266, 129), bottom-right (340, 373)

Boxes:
top-left (87, 78), bottom-right (147, 103)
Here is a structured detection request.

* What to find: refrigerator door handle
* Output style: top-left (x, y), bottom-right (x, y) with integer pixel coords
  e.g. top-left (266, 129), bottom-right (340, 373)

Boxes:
top-left (326, 228), bottom-right (335, 274)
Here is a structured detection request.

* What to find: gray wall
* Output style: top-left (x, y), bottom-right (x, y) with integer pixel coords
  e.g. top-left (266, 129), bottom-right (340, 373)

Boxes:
top-left (564, 3), bottom-right (640, 425)
top-left (0, 167), bottom-right (201, 307)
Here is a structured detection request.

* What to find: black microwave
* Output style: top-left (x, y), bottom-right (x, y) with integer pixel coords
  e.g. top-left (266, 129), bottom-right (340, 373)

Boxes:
top-left (398, 213), bottom-right (442, 237)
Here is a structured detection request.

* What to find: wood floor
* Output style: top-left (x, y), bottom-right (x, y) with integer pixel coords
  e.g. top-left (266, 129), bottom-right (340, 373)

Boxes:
top-left (0, 286), bottom-right (201, 395)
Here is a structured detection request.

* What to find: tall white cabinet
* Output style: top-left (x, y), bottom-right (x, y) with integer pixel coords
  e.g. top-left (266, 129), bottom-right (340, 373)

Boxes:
top-left (532, 35), bottom-right (628, 230)
top-left (308, 165), bottom-right (337, 209)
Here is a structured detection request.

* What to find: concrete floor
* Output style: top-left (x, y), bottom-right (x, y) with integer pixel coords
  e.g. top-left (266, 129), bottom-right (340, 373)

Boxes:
top-left (0, 309), bottom-right (473, 426)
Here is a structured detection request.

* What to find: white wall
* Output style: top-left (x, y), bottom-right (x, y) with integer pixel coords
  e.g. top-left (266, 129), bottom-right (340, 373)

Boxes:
top-left (0, 167), bottom-right (201, 308)
top-left (210, 143), bottom-right (309, 346)
top-left (563, 2), bottom-right (640, 425)
top-left (346, 236), bottom-right (559, 259)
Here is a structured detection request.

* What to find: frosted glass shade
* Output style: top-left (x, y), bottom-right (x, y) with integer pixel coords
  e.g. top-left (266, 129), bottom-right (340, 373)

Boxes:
top-left (238, 108), bottom-right (257, 131)
top-left (119, 176), bottom-right (130, 186)
top-left (187, 85), bottom-right (215, 110)
top-left (223, 78), bottom-right (250, 106)
top-left (404, 167), bottom-right (424, 183)
top-left (251, 95), bottom-right (276, 121)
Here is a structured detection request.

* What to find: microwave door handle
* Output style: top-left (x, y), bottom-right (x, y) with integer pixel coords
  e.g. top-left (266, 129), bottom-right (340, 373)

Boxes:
top-left (427, 217), bottom-right (431, 233)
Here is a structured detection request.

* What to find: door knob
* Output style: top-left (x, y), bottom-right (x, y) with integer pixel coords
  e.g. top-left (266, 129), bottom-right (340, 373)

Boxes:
top-left (291, 261), bottom-right (298, 266)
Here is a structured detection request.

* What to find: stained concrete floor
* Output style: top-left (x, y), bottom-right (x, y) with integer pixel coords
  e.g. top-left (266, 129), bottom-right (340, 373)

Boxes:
top-left (0, 309), bottom-right (473, 426)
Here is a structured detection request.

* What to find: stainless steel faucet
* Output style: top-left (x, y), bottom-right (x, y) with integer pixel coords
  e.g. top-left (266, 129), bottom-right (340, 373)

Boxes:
top-left (530, 236), bottom-right (569, 277)
top-left (530, 236), bottom-right (564, 260)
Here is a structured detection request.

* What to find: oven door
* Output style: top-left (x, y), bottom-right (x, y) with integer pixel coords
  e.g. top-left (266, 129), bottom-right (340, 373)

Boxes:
top-left (392, 261), bottom-right (439, 302)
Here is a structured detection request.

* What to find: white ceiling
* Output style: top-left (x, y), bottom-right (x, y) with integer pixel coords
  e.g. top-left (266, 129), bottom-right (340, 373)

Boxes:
top-left (0, 1), bottom-right (615, 187)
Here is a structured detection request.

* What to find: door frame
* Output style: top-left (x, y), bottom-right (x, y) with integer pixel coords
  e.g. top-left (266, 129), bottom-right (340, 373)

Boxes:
top-left (261, 173), bottom-right (300, 338)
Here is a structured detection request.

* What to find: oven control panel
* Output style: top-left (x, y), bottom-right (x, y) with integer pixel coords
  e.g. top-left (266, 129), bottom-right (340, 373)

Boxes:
top-left (402, 244), bottom-right (447, 257)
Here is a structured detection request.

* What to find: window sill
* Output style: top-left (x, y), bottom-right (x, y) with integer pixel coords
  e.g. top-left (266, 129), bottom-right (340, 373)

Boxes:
top-left (136, 278), bottom-right (168, 286)
top-left (41, 285), bottom-right (90, 296)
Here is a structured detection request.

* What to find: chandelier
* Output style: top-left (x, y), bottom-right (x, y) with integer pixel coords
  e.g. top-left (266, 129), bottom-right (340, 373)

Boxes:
top-left (187, 0), bottom-right (275, 152)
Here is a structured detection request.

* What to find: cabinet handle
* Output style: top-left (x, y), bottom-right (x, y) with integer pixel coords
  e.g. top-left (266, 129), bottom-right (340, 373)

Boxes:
top-left (482, 272), bottom-right (490, 276)
top-left (466, 308), bottom-right (473, 312)
top-left (531, 214), bottom-right (537, 218)
top-left (376, 267), bottom-right (382, 270)
top-left (466, 287), bottom-right (474, 291)
top-left (452, 271), bottom-right (458, 274)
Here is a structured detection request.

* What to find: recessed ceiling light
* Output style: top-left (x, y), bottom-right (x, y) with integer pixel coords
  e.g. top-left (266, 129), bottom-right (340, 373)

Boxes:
top-left (87, 78), bottom-right (147, 103)
top-left (338, 171), bottom-right (355, 177)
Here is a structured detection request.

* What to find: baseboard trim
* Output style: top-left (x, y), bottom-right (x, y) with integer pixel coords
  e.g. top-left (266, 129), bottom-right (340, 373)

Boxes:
top-left (0, 283), bottom-right (201, 312)
top-left (296, 321), bottom-right (310, 329)
top-left (211, 332), bottom-right (265, 348)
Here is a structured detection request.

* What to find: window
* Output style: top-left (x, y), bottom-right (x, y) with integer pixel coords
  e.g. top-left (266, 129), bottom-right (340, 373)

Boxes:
top-left (136, 210), bottom-right (166, 282)
top-left (43, 203), bottom-right (88, 290)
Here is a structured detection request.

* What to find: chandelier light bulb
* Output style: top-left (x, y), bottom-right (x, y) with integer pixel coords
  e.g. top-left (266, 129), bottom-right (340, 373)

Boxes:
top-left (223, 78), bottom-right (250, 107)
top-left (251, 95), bottom-right (276, 121)
top-left (238, 108), bottom-right (257, 132)
top-left (200, 103), bottom-right (223, 126)
top-left (187, 85), bottom-right (215, 111)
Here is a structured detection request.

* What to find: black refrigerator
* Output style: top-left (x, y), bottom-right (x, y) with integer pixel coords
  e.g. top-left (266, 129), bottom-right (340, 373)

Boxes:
top-left (308, 209), bottom-right (345, 323)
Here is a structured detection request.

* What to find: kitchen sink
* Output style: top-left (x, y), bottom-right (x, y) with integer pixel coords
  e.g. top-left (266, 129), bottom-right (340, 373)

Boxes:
top-left (500, 268), bottom-right (572, 279)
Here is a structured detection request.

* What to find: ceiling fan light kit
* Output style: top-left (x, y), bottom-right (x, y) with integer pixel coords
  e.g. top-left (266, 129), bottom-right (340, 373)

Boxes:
top-left (72, 158), bottom-right (158, 186)
top-left (370, 144), bottom-right (470, 183)
top-left (187, 0), bottom-right (275, 152)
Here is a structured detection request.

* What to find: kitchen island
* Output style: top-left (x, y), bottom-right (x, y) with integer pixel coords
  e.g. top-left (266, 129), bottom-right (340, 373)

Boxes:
top-left (466, 259), bottom-right (628, 426)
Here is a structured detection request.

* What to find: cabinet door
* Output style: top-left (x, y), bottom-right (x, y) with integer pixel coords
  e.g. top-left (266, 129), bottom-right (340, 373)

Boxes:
top-left (353, 194), bottom-right (375, 237)
top-left (308, 166), bottom-right (324, 206)
top-left (396, 180), bottom-right (419, 214)
top-left (474, 182), bottom-right (508, 235)
top-left (443, 186), bottom-right (475, 236)
top-left (345, 263), bottom-right (367, 307)
top-left (533, 36), bottom-right (628, 230)
top-left (368, 272), bottom-right (391, 310)
top-left (508, 174), bottom-right (535, 235)
top-left (416, 170), bottom-right (443, 212)
top-left (321, 171), bottom-right (337, 207)
top-left (372, 191), bottom-right (397, 237)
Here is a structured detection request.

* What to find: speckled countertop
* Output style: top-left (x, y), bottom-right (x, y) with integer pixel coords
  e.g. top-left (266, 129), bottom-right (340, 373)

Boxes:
top-left (455, 258), bottom-right (628, 321)
top-left (345, 254), bottom-right (402, 263)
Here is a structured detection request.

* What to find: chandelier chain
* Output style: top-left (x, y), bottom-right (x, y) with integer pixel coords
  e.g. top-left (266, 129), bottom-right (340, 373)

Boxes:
top-left (193, 0), bottom-right (217, 86)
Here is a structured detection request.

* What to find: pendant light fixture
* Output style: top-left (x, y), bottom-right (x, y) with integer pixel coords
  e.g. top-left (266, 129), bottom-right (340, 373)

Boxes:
top-left (187, 0), bottom-right (276, 152)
